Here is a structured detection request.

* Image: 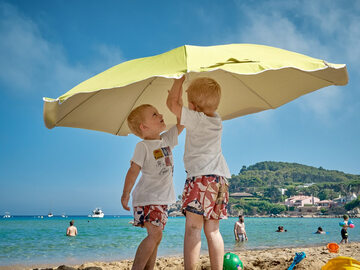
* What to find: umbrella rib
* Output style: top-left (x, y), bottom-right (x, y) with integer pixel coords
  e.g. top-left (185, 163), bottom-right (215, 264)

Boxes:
top-left (296, 68), bottom-right (336, 85)
top-left (56, 91), bottom-right (101, 126)
top-left (115, 77), bottom-right (157, 136)
top-left (228, 72), bottom-right (274, 109)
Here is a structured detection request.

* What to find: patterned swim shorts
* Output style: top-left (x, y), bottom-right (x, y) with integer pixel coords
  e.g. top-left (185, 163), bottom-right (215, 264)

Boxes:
top-left (133, 205), bottom-right (168, 230)
top-left (181, 175), bottom-right (229, 220)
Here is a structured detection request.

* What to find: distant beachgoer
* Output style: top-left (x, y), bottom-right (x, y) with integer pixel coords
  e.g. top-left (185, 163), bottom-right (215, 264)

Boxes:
top-left (315, 226), bottom-right (326, 234)
top-left (66, 220), bottom-right (78, 237)
top-left (234, 215), bottom-right (248, 242)
top-left (276, 226), bottom-right (287, 232)
top-left (340, 214), bottom-right (349, 244)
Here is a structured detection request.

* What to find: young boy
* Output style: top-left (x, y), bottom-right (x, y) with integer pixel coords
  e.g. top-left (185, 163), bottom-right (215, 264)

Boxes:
top-left (340, 214), bottom-right (349, 244)
top-left (167, 76), bottom-right (231, 270)
top-left (121, 101), bottom-right (183, 270)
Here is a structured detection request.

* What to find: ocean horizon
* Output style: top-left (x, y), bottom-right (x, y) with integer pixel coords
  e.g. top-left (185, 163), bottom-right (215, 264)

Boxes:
top-left (1, 216), bottom-right (359, 266)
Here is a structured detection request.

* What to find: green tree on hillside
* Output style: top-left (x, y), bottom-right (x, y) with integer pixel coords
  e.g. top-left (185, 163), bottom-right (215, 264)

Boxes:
top-left (270, 204), bottom-right (287, 215)
top-left (285, 187), bottom-right (297, 197)
top-left (264, 186), bottom-right (282, 203)
top-left (303, 185), bottom-right (320, 197)
top-left (345, 198), bottom-right (360, 211)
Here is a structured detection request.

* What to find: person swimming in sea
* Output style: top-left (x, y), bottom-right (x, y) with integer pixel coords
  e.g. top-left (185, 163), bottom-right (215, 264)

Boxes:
top-left (276, 226), bottom-right (287, 232)
top-left (315, 226), bottom-right (326, 234)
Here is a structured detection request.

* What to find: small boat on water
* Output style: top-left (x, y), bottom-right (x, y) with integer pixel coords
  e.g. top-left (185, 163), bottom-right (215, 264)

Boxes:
top-left (3, 212), bottom-right (11, 218)
top-left (89, 208), bottom-right (104, 218)
top-left (47, 212), bottom-right (54, 217)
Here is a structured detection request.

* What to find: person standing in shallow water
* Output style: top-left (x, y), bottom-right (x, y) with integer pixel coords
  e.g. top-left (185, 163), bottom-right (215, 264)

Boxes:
top-left (66, 220), bottom-right (78, 236)
top-left (234, 215), bottom-right (248, 242)
top-left (340, 214), bottom-right (349, 244)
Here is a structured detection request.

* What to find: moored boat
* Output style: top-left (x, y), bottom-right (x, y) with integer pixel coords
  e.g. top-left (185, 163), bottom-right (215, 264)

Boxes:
top-left (90, 208), bottom-right (104, 218)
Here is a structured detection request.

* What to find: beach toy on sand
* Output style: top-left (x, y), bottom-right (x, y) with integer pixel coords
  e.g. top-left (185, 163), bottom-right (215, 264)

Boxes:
top-left (321, 256), bottom-right (360, 270)
top-left (223, 252), bottom-right (243, 270)
top-left (327, 243), bottom-right (339, 253)
top-left (349, 223), bottom-right (355, 228)
top-left (287, 252), bottom-right (306, 270)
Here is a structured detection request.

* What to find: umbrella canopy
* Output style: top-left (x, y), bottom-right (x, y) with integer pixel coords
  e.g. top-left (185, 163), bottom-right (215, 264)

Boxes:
top-left (43, 44), bottom-right (348, 136)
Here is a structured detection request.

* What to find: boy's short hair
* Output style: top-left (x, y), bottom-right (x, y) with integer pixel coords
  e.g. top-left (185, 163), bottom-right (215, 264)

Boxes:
top-left (343, 214), bottom-right (349, 220)
top-left (127, 104), bottom-right (153, 137)
top-left (187, 77), bottom-right (221, 112)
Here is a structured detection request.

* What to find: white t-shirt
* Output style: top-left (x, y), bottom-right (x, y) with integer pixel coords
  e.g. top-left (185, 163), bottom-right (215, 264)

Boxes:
top-left (180, 106), bottom-right (231, 179)
top-left (131, 125), bottom-right (178, 207)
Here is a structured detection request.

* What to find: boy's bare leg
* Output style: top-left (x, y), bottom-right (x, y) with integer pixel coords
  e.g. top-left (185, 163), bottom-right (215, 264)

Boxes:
top-left (144, 239), bottom-right (160, 270)
top-left (184, 211), bottom-right (203, 270)
top-left (132, 222), bottom-right (163, 270)
top-left (204, 219), bottom-right (224, 270)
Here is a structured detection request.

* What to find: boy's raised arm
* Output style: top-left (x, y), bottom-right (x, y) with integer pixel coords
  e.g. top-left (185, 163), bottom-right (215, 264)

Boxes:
top-left (167, 76), bottom-right (185, 120)
top-left (121, 162), bottom-right (141, 211)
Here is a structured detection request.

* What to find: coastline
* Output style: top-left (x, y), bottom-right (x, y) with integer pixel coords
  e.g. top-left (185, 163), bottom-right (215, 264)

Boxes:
top-left (3, 242), bottom-right (359, 270)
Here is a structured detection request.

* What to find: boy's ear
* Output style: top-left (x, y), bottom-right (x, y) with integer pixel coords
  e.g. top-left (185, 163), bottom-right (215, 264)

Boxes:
top-left (139, 123), bottom-right (147, 131)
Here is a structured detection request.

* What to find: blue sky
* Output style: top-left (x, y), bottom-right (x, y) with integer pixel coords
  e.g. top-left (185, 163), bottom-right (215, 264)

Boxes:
top-left (1, 0), bottom-right (359, 215)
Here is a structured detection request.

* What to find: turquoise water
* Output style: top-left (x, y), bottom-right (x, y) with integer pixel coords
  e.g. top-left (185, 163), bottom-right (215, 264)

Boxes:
top-left (0, 216), bottom-right (359, 266)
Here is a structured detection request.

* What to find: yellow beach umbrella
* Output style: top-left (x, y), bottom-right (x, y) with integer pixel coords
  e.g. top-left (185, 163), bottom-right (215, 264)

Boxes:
top-left (43, 44), bottom-right (348, 136)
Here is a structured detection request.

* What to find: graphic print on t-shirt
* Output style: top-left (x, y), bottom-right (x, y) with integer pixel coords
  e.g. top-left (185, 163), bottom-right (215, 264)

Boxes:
top-left (161, 146), bottom-right (171, 157)
top-left (153, 149), bottom-right (164, 160)
top-left (153, 147), bottom-right (173, 175)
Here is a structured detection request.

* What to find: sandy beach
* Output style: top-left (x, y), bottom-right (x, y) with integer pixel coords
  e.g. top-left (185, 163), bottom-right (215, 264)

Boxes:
top-left (2, 242), bottom-right (357, 270)
top-left (76, 242), bottom-right (360, 270)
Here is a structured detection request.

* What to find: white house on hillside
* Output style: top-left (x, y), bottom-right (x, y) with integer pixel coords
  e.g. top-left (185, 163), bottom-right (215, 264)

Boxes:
top-left (333, 193), bottom-right (358, 205)
top-left (285, 195), bottom-right (320, 207)
top-left (346, 193), bottom-right (358, 202)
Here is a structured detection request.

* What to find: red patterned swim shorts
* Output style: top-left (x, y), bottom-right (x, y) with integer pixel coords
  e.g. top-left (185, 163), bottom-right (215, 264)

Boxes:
top-left (133, 205), bottom-right (168, 230)
top-left (181, 175), bottom-right (229, 220)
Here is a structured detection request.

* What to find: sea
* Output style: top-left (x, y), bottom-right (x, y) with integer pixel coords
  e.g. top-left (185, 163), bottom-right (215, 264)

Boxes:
top-left (0, 216), bottom-right (359, 266)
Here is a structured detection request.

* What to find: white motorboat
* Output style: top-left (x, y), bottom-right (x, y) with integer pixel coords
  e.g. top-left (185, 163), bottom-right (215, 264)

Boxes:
top-left (47, 212), bottom-right (54, 217)
top-left (90, 208), bottom-right (104, 218)
top-left (3, 212), bottom-right (11, 218)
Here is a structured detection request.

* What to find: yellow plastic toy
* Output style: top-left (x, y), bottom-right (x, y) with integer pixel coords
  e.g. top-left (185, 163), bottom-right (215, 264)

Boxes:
top-left (322, 256), bottom-right (360, 270)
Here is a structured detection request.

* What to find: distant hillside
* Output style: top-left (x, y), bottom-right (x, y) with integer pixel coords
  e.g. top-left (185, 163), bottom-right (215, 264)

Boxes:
top-left (229, 161), bottom-right (360, 193)
top-left (227, 161), bottom-right (360, 216)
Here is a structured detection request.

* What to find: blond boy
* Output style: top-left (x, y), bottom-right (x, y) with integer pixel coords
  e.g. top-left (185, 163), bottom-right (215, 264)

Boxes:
top-left (121, 101), bottom-right (183, 270)
top-left (167, 76), bottom-right (230, 270)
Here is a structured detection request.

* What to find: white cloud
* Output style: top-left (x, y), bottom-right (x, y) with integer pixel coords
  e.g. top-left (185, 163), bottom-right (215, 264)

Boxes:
top-left (0, 2), bottom-right (124, 97)
top-left (225, 0), bottom-right (358, 122)
top-left (92, 44), bottom-right (124, 71)
top-left (298, 1), bottom-right (360, 64)
top-left (297, 86), bottom-right (343, 122)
